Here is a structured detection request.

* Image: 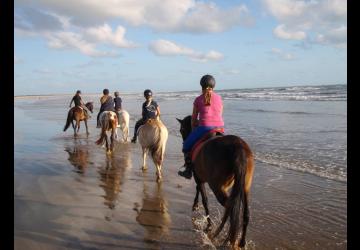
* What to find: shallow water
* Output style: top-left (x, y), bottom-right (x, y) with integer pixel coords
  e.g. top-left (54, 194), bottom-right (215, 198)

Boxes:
top-left (15, 94), bottom-right (346, 249)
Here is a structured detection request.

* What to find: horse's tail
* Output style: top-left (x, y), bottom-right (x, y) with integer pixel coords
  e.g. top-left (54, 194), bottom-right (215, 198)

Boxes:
top-left (63, 109), bottom-right (73, 131)
top-left (150, 123), bottom-right (168, 165)
top-left (212, 141), bottom-right (247, 245)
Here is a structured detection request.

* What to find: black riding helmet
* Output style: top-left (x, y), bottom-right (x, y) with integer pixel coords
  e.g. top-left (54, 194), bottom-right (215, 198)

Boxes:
top-left (114, 91), bottom-right (119, 97)
top-left (200, 75), bottom-right (216, 89)
top-left (103, 88), bottom-right (109, 95)
top-left (76, 90), bottom-right (81, 94)
top-left (144, 89), bottom-right (153, 98)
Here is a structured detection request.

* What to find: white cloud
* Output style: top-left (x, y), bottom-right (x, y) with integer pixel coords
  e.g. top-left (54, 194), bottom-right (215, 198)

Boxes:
top-left (273, 24), bottom-right (306, 40)
top-left (271, 47), bottom-right (295, 60)
top-left (47, 31), bottom-right (119, 57)
top-left (149, 39), bottom-right (223, 62)
top-left (15, 0), bottom-right (253, 33)
top-left (85, 24), bottom-right (137, 48)
top-left (263, 0), bottom-right (347, 48)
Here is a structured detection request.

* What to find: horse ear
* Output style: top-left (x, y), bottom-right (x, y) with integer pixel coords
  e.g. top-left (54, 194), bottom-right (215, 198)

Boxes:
top-left (176, 118), bottom-right (182, 123)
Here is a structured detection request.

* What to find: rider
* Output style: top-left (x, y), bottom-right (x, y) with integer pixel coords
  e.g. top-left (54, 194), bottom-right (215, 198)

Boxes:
top-left (69, 90), bottom-right (90, 118)
top-left (96, 88), bottom-right (115, 128)
top-left (131, 89), bottom-right (161, 143)
top-left (114, 91), bottom-right (122, 128)
top-left (178, 75), bottom-right (224, 179)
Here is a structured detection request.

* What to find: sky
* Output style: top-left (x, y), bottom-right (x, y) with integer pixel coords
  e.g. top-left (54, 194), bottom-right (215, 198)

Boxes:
top-left (14, 0), bottom-right (347, 95)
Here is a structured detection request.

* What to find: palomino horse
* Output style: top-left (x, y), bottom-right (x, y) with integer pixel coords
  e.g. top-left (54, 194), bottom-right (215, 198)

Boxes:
top-left (176, 116), bottom-right (254, 249)
top-left (137, 118), bottom-right (168, 182)
top-left (115, 110), bottom-right (130, 142)
top-left (95, 111), bottom-right (118, 154)
top-left (64, 102), bottom-right (94, 137)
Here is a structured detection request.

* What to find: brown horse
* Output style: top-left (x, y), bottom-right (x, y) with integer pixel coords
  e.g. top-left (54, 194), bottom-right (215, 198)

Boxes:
top-left (63, 102), bottom-right (94, 137)
top-left (176, 115), bottom-right (254, 249)
top-left (95, 111), bottom-right (118, 154)
top-left (138, 118), bottom-right (168, 182)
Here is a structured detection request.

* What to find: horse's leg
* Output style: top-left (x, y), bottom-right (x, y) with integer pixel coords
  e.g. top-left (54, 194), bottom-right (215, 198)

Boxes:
top-left (239, 191), bottom-right (250, 248)
top-left (155, 163), bottom-right (162, 183)
top-left (142, 147), bottom-right (148, 171)
top-left (110, 129), bottom-right (115, 152)
top-left (71, 120), bottom-right (76, 136)
top-left (192, 174), bottom-right (201, 211)
top-left (199, 183), bottom-right (212, 232)
top-left (105, 132), bottom-right (110, 154)
top-left (84, 119), bottom-right (89, 136)
top-left (211, 185), bottom-right (228, 207)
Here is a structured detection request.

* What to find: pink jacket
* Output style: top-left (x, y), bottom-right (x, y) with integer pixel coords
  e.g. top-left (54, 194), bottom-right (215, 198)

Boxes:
top-left (193, 92), bottom-right (224, 127)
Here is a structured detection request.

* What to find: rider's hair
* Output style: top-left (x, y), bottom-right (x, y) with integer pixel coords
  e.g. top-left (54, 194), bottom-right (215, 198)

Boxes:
top-left (204, 87), bottom-right (212, 106)
top-left (103, 89), bottom-right (109, 95)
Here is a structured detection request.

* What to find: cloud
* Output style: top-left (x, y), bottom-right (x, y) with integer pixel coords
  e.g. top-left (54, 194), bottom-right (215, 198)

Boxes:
top-left (15, 0), bottom-right (253, 33)
top-left (263, 0), bottom-right (347, 48)
top-left (273, 24), bottom-right (306, 40)
top-left (271, 47), bottom-right (295, 60)
top-left (84, 24), bottom-right (137, 48)
top-left (149, 39), bottom-right (223, 62)
top-left (46, 31), bottom-right (119, 57)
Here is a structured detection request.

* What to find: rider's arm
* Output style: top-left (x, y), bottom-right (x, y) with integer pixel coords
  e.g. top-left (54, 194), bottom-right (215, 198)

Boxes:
top-left (191, 106), bottom-right (198, 129)
top-left (69, 97), bottom-right (73, 107)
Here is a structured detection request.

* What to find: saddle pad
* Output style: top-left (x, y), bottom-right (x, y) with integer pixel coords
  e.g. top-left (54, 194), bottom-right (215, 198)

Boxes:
top-left (190, 128), bottom-right (224, 161)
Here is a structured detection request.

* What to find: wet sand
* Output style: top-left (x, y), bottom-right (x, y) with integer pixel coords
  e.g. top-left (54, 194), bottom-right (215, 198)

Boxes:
top-left (14, 96), bottom-right (346, 249)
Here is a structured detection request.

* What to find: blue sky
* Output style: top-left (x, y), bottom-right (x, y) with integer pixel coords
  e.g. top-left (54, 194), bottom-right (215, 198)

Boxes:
top-left (14, 0), bottom-right (347, 95)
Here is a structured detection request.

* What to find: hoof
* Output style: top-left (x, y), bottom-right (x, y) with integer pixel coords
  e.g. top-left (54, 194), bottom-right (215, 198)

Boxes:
top-left (239, 239), bottom-right (246, 248)
top-left (106, 150), bottom-right (112, 155)
top-left (141, 166), bottom-right (147, 171)
top-left (156, 176), bottom-right (162, 183)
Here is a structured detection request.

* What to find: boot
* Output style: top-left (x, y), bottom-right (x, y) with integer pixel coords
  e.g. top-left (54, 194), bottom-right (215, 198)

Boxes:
top-left (131, 136), bottom-right (137, 143)
top-left (178, 153), bottom-right (192, 179)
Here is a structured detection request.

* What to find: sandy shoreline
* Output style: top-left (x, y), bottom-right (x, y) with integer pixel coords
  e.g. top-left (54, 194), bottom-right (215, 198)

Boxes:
top-left (14, 97), bottom-right (347, 249)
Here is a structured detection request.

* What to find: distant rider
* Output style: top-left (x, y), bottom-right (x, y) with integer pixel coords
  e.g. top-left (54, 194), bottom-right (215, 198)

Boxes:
top-left (96, 88), bottom-right (115, 128)
top-left (131, 89), bottom-right (161, 143)
top-left (114, 91), bottom-right (123, 128)
top-left (69, 90), bottom-right (90, 118)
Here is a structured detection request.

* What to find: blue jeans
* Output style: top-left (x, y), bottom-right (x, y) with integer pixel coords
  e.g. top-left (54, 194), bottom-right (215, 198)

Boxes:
top-left (182, 126), bottom-right (219, 153)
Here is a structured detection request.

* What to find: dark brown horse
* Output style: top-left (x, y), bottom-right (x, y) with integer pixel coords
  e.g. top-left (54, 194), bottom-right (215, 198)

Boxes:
top-left (63, 102), bottom-right (93, 137)
top-left (176, 115), bottom-right (254, 249)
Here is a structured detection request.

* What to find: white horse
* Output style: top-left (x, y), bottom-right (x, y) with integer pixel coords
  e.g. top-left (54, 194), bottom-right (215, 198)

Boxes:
top-left (96, 111), bottom-right (118, 154)
top-left (138, 118), bottom-right (168, 182)
top-left (115, 110), bottom-right (130, 142)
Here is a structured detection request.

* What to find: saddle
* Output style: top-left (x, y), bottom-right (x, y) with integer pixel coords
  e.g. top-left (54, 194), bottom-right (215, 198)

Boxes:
top-left (190, 128), bottom-right (224, 161)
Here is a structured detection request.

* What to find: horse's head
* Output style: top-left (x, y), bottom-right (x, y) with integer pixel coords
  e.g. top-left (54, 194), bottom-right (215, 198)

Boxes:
top-left (176, 115), bottom-right (192, 141)
top-left (86, 102), bottom-right (94, 113)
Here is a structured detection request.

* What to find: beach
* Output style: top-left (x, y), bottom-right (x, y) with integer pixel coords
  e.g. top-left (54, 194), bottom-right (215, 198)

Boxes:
top-left (14, 86), bottom-right (347, 249)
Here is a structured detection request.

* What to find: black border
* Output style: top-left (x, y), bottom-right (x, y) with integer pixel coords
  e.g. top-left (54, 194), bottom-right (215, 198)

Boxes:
top-left (1, 0), bottom-right (14, 249)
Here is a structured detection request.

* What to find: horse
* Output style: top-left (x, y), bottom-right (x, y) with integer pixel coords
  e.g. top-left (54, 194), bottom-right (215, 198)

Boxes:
top-left (176, 115), bottom-right (254, 249)
top-left (137, 118), bottom-right (168, 183)
top-left (63, 102), bottom-right (94, 137)
top-left (115, 109), bottom-right (130, 142)
top-left (95, 111), bottom-right (118, 154)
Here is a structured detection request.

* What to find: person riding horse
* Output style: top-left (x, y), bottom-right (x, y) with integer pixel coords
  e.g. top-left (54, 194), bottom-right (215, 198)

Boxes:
top-left (69, 90), bottom-right (90, 119)
top-left (131, 89), bottom-right (161, 143)
top-left (96, 88), bottom-right (115, 128)
top-left (114, 91), bottom-right (123, 128)
top-left (178, 75), bottom-right (224, 179)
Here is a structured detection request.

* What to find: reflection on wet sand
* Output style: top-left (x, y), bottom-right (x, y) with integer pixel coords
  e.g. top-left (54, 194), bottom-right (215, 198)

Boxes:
top-left (64, 142), bottom-right (90, 174)
top-left (98, 144), bottom-right (132, 210)
top-left (134, 181), bottom-right (172, 243)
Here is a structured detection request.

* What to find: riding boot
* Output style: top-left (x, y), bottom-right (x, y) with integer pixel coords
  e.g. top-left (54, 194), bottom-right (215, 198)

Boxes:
top-left (131, 136), bottom-right (137, 143)
top-left (178, 152), bottom-right (193, 179)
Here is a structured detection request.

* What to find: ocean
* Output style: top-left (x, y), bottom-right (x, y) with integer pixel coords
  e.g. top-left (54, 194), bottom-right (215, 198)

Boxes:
top-left (14, 84), bottom-right (347, 249)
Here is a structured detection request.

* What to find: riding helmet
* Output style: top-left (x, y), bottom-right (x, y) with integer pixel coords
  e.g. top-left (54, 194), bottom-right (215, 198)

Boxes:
top-left (114, 91), bottom-right (119, 97)
top-left (103, 88), bottom-right (109, 95)
top-left (200, 75), bottom-right (216, 89)
top-left (76, 90), bottom-right (81, 94)
top-left (144, 89), bottom-right (153, 97)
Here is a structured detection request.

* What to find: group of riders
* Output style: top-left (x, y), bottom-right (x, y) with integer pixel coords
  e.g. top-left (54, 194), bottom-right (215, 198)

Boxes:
top-left (69, 74), bottom-right (224, 180)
